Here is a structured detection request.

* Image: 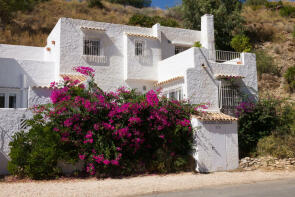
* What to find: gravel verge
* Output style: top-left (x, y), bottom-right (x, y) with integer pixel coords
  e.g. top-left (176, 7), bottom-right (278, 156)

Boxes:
top-left (1, 170), bottom-right (295, 197)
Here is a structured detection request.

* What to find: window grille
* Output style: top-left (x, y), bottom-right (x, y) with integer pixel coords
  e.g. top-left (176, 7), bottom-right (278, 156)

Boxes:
top-left (135, 40), bottom-right (144, 56)
top-left (175, 46), bottom-right (189, 55)
top-left (83, 40), bottom-right (100, 56)
top-left (219, 84), bottom-right (242, 115)
top-left (19, 118), bottom-right (28, 130)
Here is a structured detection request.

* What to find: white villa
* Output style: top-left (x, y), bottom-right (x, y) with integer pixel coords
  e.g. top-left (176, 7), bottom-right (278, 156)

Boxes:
top-left (0, 14), bottom-right (258, 174)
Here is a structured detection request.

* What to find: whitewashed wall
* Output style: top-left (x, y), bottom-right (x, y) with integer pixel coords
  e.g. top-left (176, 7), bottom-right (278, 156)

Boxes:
top-left (124, 36), bottom-right (160, 82)
top-left (0, 58), bottom-right (56, 87)
top-left (0, 109), bottom-right (32, 156)
top-left (28, 88), bottom-right (52, 108)
top-left (191, 117), bottom-right (239, 172)
top-left (0, 44), bottom-right (45, 61)
top-left (157, 48), bottom-right (195, 82)
top-left (45, 19), bottom-right (61, 82)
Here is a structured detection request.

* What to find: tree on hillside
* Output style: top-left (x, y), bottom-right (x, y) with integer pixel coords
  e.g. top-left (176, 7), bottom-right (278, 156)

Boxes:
top-left (182, 0), bottom-right (244, 50)
top-left (0, 0), bottom-right (49, 24)
top-left (107, 0), bottom-right (151, 8)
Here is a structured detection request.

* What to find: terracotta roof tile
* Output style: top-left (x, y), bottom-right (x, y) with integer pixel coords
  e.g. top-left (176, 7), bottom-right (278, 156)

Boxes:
top-left (125, 33), bottom-right (158, 40)
top-left (154, 76), bottom-right (184, 87)
top-left (193, 112), bottom-right (238, 121)
top-left (60, 74), bottom-right (87, 82)
top-left (81, 26), bottom-right (106, 31)
top-left (32, 85), bottom-right (52, 89)
top-left (215, 74), bottom-right (245, 79)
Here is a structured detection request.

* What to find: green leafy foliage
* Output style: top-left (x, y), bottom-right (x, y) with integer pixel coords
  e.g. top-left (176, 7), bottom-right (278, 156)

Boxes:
top-left (128, 14), bottom-right (179, 28)
top-left (230, 34), bottom-right (252, 52)
top-left (279, 5), bottom-right (295, 18)
top-left (181, 0), bottom-right (244, 50)
top-left (265, 0), bottom-right (283, 10)
top-left (284, 66), bottom-right (295, 92)
top-left (193, 41), bottom-right (202, 48)
top-left (106, 0), bottom-right (151, 8)
top-left (238, 97), bottom-right (295, 158)
top-left (293, 25), bottom-right (295, 38)
top-left (8, 115), bottom-right (65, 179)
top-left (255, 50), bottom-right (280, 78)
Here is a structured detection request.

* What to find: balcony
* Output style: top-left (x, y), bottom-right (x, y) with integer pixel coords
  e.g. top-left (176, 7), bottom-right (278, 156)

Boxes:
top-left (213, 50), bottom-right (242, 64)
top-left (82, 55), bottom-right (107, 64)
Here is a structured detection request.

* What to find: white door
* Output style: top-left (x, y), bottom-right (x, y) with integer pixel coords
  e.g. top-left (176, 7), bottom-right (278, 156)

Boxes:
top-left (209, 124), bottom-right (227, 171)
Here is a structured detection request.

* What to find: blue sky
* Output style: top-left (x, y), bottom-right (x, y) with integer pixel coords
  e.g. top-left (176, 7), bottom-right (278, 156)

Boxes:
top-left (151, 0), bottom-right (295, 9)
top-left (151, 0), bottom-right (180, 9)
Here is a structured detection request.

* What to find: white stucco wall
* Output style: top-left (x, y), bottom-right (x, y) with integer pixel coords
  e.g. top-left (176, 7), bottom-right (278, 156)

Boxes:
top-left (0, 109), bottom-right (32, 156)
top-left (0, 44), bottom-right (45, 61)
top-left (191, 116), bottom-right (239, 172)
top-left (124, 36), bottom-right (160, 82)
top-left (157, 48), bottom-right (195, 82)
top-left (0, 58), bottom-right (56, 88)
top-left (45, 19), bottom-right (61, 82)
top-left (28, 88), bottom-right (52, 108)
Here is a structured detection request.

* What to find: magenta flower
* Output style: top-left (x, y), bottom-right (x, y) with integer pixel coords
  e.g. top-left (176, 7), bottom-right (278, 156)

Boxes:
top-left (73, 66), bottom-right (95, 77)
top-left (79, 154), bottom-right (86, 160)
top-left (103, 160), bottom-right (110, 165)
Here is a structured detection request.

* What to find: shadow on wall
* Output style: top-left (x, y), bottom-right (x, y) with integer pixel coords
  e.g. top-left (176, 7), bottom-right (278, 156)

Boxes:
top-left (0, 150), bottom-right (9, 175)
top-left (0, 58), bottom-right (38, 88)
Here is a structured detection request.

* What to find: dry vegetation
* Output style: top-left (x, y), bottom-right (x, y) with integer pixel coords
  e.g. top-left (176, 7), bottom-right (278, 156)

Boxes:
top-left (0, 0), bottom-right (166, 47)
top-left (242, 3), bottom-right (295, 99)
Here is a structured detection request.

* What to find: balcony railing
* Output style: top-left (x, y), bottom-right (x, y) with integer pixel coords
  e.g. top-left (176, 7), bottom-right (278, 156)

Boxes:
top-left (82, 55), bottom-right (107, 64)
top-left (215, 50), bottom-right (241, 63)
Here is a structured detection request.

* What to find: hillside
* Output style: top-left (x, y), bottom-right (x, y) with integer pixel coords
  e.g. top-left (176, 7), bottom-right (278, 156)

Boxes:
top-left (242, 4), bottom-right (295, 100)
top-left (0, 0), bottom-right (294, 99)
top-left (0, 0), bottom-right (167, 46)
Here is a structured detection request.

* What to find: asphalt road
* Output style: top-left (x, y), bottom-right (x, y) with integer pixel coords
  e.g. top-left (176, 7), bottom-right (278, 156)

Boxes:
top-left (142, 178), bottom-right (295, 197)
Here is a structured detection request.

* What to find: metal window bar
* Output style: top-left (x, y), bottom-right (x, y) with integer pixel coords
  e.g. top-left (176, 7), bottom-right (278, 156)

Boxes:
top-left (135, 40), bottom-right (144, 56)
top-left (84, 40), bottom-right (100, 56)
top-left (215, 50), bottom-right (241, 63)
top-left (219, 85), bottom-right (242, 115)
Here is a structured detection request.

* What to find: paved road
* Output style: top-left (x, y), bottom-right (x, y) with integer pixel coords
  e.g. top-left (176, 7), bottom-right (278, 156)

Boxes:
top-left (143, 178), bottom-right (295, 197)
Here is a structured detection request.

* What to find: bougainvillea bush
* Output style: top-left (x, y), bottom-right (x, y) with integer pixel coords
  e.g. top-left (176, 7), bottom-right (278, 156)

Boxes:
top-left (9, 66), bottom-right (197, 179)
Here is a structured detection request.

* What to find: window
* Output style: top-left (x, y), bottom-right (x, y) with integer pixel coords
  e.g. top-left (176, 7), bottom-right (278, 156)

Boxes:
top-left (9, 93), bottom-right (16, 108)
top-left (164, 89), bottom-right (183, 101)
top-left (135, 40), bottom-right (144, 56)
top-left (0, 93), bottom-right (4, 108)
top-left (219, 84), bottom-right (242, 115)
top-left (84, 40), bottom-right (100, 56)
top-left (175, 46), bottom-right (189, 55)
top-left (0, 92), bottom-right (19, 108)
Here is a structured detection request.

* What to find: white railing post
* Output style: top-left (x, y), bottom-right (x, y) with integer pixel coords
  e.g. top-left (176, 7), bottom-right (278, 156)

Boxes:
top-left (214, 50), bottom-right (242, 63)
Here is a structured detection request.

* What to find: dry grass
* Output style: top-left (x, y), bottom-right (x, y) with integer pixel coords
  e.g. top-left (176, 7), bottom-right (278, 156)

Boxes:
top-left (242, 3), bottom-right (295, 100)
top-left (0, 0), bottom-right (167, 47)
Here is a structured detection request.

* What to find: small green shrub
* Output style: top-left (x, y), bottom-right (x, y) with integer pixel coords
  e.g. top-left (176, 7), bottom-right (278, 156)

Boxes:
top-left (245, 0), bottom-right (267, 6)
top-left (87, 0), bottom-right (103, 8)
top-left (279, 5), bottom-right (295, 18)
top-left (8, 114), bottom-right (78, 179)
top-left (255, 50), bottom-right (280, 78)
top-left (230, 34), bottom-right (252, 52)
top-left (193, 41), bottom-right (202, 48)
top-left (128, 14), bottom-right (179, 28)
top-left (284, 66), bottom-right (295, 92)
top-left (265, 0), bottom-right (283, 10)
top-left (238, 97), bottom-right (295, 158)
top-left (257, 135), bottom-right (295, 159)
top-left (245, 25), bottom-right (274, 43)
top-left (293, 25), bottom-right (295, 38)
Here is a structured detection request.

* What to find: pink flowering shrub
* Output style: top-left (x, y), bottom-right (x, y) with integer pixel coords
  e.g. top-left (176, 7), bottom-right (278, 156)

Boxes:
top-left (26, 66), bottom-right (197, 177)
